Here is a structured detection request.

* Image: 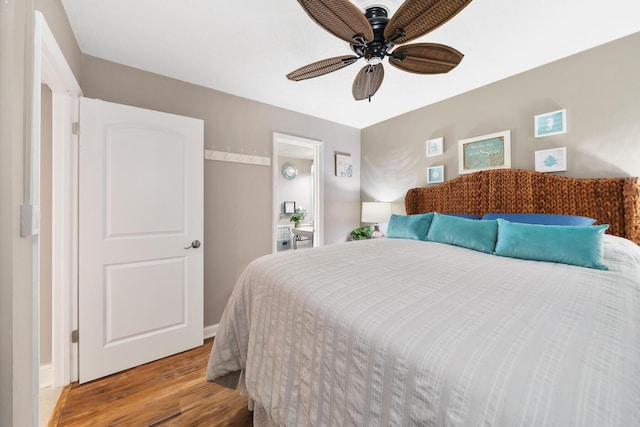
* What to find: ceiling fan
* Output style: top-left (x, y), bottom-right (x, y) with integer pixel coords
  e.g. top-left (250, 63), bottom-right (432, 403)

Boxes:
top-left (287, 0), bottom-right (474, 101)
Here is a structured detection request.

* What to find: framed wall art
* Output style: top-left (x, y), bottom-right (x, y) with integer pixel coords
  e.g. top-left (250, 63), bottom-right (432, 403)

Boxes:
top-left (535, 147), bottom-right (567, 173)
top-left (427, 165), bottom-right (444, 184)
top-left (534, 109), bottom-right (567, 138)
top-left (426, 137), bottom-right (443, 157)
top-left (283, 201), bottom-right (296, 214)
top-left (458, 130), bottom-right (511, 175)
top-left (335, 153), bottom-right (353, 177)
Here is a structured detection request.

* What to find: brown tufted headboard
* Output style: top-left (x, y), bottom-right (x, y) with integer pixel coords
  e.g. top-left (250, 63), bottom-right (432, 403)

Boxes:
top-left (405, 169), bottom-right (640, 244)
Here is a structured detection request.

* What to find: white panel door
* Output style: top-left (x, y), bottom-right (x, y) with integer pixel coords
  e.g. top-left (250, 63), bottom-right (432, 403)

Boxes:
top-left (79, 98), bottom-right (203, 383)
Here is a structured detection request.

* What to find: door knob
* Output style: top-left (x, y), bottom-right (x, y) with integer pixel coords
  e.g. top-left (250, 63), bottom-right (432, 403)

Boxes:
top-left (184, 240), bottom-right (201, 249)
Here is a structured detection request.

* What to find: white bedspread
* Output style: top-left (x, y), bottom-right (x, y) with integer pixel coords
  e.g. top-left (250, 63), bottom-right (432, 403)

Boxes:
top-left (207, 236), bottom-right (640, 426)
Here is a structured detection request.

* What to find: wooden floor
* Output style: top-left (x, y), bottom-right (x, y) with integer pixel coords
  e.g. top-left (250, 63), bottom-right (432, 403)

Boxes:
top-left (49, 339), bottom-right (253, 426)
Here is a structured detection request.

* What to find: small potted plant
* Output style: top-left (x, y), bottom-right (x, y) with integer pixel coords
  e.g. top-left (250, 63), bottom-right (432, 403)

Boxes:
top-left (290, 209), bottom-right (307, 228)
top-left (350, 226), bottom-right (372, 240)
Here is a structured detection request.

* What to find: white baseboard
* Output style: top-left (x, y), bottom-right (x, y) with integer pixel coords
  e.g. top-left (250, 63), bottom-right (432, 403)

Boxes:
top-left (203, 323), bottom-right (219, 340)
top-left (40, 363), bottom-right (53, 389)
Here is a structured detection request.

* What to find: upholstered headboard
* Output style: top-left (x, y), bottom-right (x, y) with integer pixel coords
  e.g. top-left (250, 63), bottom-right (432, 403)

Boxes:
top-left (405, 169), bottom-right (640, 244)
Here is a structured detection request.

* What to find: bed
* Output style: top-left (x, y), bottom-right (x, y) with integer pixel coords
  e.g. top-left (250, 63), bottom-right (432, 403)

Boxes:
top-left (207, 169), bottom-right (640, 426)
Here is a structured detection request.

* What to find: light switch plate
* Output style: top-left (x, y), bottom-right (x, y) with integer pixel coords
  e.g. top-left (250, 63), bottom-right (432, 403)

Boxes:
top-left (20, 204), bottom-right (40, 236)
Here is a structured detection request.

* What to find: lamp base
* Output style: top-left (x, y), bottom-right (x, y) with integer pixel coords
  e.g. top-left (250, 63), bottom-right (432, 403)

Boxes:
top-left (369, 224), bottom-right (385, 239)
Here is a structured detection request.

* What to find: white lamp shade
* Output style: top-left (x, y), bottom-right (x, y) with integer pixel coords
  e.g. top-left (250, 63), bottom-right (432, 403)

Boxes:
top-left (361, 202), bottom-right (392, 223)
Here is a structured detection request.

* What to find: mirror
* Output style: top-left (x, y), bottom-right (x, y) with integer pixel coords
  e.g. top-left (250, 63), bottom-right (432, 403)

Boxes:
top-left (282, 162), bottom-right (298, 180)
top-left (273, 132), bottom-right (322, 253)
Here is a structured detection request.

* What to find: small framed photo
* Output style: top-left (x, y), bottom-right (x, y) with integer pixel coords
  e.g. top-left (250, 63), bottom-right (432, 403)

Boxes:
top-left (458, 130), bottom-right (511, 175)
top-left (427, 165), bottom-right (444, 184)
top-left (426, 137), bottom-right (444, 157)
top-left (335, 153), bottom-right (353, 177)
top-left (535, 147), bottom-right (567, 173)
top-left (534, 109), bottom-right (567, 138)
top-left (283, 201), bottom-right (296, 214)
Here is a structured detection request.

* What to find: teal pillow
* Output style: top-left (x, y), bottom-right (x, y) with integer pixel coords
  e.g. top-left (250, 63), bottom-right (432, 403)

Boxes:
top-left (386, 213), bottom-right (433, 240)
top-left (444, 213), bottom-right (482, 220)
top-left (494, 219), bottom-right (609, 270)
top-left (481, 213), bottom-right (596, 226)
top-left (426, 212), bottom-right (498, 254)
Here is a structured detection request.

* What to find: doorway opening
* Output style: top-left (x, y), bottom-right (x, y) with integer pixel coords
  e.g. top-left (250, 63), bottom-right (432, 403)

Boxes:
top-left (272, 133), bottom-right (323, 253)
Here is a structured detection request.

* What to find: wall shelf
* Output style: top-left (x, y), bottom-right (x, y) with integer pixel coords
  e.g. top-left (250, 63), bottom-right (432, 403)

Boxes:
top-left (204, 149), bottom-right (270, 166)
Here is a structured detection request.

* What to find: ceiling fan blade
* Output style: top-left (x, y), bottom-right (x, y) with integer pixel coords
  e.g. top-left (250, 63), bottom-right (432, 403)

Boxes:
top-left (389, 43), bottom-right (463, 74)
top-left (352, 64), bottom-right (384, 101)
top-left (384, 0), bottom-right (473, 45)
top-left (287, 55), bottom-right (359, 81)
top-left (297, 0), bottom-right (374, 44)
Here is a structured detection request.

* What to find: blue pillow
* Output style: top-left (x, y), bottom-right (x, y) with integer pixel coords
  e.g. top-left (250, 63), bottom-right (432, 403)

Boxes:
top-left (494, 219), bottom-right (608, 270)
top-left (481, 213), bottom-right (596, 226)
top-left (444, 213), bottom-right (482, 220)
top-left (426, 212), bottom-right (498, 254)
top-left (386, 213), bottom-right (434, 240)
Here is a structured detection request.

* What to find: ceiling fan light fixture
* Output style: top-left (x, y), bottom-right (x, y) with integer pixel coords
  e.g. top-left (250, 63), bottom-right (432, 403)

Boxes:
top-left (364, 40), bottom-right (387, 65)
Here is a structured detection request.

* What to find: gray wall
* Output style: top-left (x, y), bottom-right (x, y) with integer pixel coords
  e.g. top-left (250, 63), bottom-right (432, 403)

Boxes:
top-left (79, 55), bottom-right (361, 327)
top-left (361, 32), bottom-right (640, 204)
top-left (2, 0), bottom-right (37, 425)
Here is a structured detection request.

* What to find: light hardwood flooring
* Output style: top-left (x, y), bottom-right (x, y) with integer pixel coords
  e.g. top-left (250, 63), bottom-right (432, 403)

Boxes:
top-left (48, 339), bottom-right (253, 426)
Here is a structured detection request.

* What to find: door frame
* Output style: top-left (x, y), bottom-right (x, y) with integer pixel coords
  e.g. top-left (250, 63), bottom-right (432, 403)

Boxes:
top-left (272, 132), bottom-right (323, 252)
top-left (34, 11), bottom-right (83, 387)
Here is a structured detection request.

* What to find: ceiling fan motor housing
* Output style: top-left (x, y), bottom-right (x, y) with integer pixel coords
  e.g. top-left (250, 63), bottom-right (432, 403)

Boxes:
top-left (353, 7), bottom-right (393, 65)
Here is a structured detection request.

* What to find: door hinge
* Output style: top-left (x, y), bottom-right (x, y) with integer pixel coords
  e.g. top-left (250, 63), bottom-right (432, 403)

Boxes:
top-left (71, 329), bottom-right (79, 343)
top-left (72, 122), bottom-right (79, 135)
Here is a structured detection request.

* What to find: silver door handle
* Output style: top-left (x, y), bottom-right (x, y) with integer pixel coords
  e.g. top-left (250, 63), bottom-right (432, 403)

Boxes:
top-left (184, 240), bottom-right (201, 249)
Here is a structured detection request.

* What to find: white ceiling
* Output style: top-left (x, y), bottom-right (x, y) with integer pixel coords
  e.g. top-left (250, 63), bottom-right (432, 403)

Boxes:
top-left (61, 0), bottom-right (640, 129)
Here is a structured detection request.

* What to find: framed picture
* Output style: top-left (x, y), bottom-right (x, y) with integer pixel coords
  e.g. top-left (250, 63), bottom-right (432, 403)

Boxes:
top-left (458, 130), bottom-right (511, 175)
top-left (426, 137), bottom-right (443, 157)
top-left (427, 165), bottom-right (444, 184)
top-left (534, 109), bottom-right (567, 138)
top-left (335, 153), bottom-right (353, 177)
top-left (535, 147), bottom-right (567, 173)
top-left (283, 201), bottom-right (296, 214)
